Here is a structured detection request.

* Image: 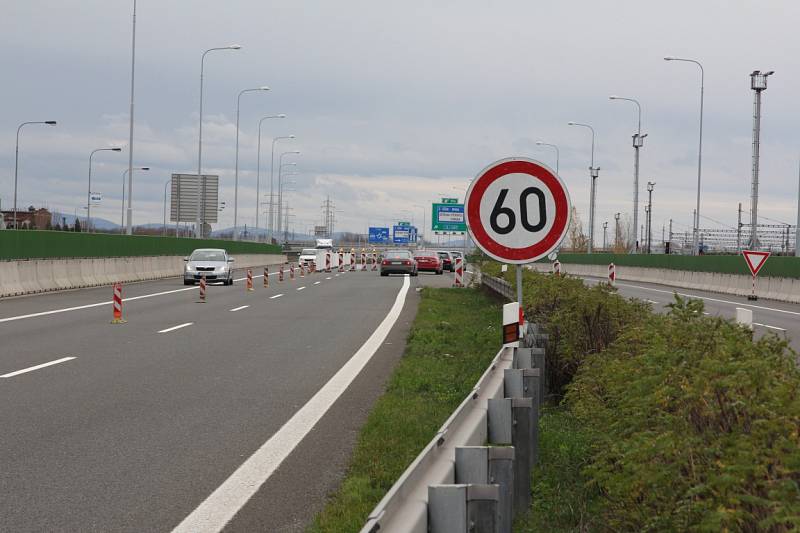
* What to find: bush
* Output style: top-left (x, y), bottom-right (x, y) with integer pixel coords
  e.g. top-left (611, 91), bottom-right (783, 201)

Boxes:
top-left (567, 296), bottom-right (800, 531)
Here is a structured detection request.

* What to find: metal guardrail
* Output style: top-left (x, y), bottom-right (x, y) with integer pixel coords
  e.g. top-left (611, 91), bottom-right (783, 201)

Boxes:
top-left (481, 273), bottom-right (515, 301)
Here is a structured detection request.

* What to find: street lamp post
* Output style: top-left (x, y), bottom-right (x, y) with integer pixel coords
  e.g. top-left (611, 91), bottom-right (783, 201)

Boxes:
top-left (13, 120), bottom-right (57, 228)
top-left (664, 56), bottom-right (704, 255)
top-left (88, 147), bottom-right (122, 232)
top-left (609, 95), bottom-right (647, 253)
top-left (535, 140), bottom-right (559, 174)
top-left (121, 166), bottom-right (149, 229)
top-left (614, 212), bottom-right (621, 249)
top-left (269, 135), bottom-right (295, 240)
top-left (646, 181), bottom-right (655, 253)
top-left (163, 177), bottom-right (171, 236)
top-left (233, 86), bottom-right (270, 240)
top-left (748, 70), bottom-right (774, 250)
top-left (125, 0), bottom-right (138, 236)
top-left (568, 122), bottom-right (599, 253)
top-left (602, 221), bottom-right (608, 250)
top-left (196, 44), bottom-right (241, 238)
top-left (255, 115), bottom-right (286, 238)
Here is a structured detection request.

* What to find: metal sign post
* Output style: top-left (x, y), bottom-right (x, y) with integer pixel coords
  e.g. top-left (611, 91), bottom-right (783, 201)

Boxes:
top-left (742, 249), bottom-right (770, 301)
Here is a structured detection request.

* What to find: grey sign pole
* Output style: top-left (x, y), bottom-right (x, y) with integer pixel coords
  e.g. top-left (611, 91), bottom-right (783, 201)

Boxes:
top-left (516, 265), bottom-right (522, 324)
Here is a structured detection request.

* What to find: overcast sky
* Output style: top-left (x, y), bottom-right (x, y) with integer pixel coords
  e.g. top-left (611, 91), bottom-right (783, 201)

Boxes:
top-left (2, 0), bottom-right (799, 240)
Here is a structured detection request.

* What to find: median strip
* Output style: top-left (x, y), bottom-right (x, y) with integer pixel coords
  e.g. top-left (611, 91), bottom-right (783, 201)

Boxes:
top-left (1, 357), bottom-right (76, 378)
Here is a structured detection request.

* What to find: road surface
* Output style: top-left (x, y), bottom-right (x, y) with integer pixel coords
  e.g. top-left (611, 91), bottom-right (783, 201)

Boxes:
top-left (0, 266), bottom-right (471, 532)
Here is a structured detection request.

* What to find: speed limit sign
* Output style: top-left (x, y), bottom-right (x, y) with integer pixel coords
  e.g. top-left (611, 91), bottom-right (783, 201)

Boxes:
top-left (465, 157), bottom-right (571, 264)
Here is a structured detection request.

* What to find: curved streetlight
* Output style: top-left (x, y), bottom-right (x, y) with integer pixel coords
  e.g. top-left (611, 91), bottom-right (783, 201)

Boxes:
top-left (121, 166), bottom-right (149, 229)
top-left (277, 153), bottom-right (300, 235)
top-left (269, 135), bottom-right (295, 238)
top-left (13, 120), bottom-right (57, 229)
top-left (196, 44), bottom-right (241, 238)
top-left (535, 140), bottom-right (559, 174)
top-left (568, 121), bottom-right (599, 253)
top-left (609, 95), bottom-right (646, 253)
top-left (88, 147), bottom-right (123, 232)
top-left (233, 86), bottom-right (270, 240)
top-left (255, 114), bottom-right (286, 235)
top-left (664, 55), bottom-right (704, 255)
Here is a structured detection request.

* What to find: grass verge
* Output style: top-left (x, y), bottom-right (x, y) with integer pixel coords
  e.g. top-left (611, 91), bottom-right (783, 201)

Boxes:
top-left (309, 287), bottom-right (502, 532)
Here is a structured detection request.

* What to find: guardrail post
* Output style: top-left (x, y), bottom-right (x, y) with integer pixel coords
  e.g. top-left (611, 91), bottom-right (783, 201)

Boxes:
top-left (531, 347), bottom-right (547, 401)
top-left (455, 447), bottom-right (514, 533)
top-left (488, 397), bottom-right (532, 515)
top-left (504, 368), bottom-right (541, 465)
top-left (428, 484), bottom-right (499, 533)
top-left (513, 347), bottom-right (532, 370)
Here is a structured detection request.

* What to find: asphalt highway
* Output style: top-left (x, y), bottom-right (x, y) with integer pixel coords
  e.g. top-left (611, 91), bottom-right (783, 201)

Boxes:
top-left (0, 265), bottom-right (471, 532)
top-left (580, 275), bottom-right (800, 352)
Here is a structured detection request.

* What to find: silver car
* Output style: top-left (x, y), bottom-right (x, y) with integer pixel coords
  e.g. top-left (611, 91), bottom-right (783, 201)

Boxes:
top-left (380, 249), bottom-right (418, 277)
top-left (184, 248), bottom-right (234, 285)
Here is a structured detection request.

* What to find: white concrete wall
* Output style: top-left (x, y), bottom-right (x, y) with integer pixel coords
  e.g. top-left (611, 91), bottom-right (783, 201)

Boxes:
top-left (0, 254), bottom-right (286, 298)
top-left (529, 262), bottom-right (800, 304)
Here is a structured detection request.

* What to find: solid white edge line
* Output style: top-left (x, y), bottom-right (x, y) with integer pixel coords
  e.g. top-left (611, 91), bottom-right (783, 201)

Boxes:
top-left (1, 357), bottom-right (76, 378)
top-left (269, 294), bottom-right (283, 299)
top-left (171, 276), bottom-right (411, 533)
top-left (753, 322), bottom-right (787, 332)
top-left (579, 276), bottom-right (800, 317)
top-left (158, 322), bottom-right (194, 334)
top-left (229, 305), bottom-right (249, 312)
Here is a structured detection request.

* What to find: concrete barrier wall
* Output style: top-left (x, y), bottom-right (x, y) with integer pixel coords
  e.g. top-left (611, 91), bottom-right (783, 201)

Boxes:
top-left (0, 254), bottom-right (286, 298)
top-left (530, 262), bottom-right (800, 304)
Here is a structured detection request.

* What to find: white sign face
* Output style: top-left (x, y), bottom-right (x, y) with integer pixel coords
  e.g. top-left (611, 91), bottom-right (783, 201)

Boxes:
top-left (438, 210), bottom-right (464, 223)
top-left (466, 157), bottom-right (571, 264)
top-left (90, 193), bottom-right (102, 204)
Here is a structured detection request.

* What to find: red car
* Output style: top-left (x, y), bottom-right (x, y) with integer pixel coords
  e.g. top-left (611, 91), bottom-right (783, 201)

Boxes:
top-left (413, 252), bottom-right (443, 274)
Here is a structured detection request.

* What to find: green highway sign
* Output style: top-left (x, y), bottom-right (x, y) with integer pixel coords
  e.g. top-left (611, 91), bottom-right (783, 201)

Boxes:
top-left (398, 221), bottom-right (411, 227)
top-left (431, 203), bottom-right (466, 232)
top-left (441, 198), bottom-right (459, 204)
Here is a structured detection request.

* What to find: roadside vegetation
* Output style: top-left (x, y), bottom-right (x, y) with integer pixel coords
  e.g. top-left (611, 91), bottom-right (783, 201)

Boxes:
top-left (309, 287), bottom-right (502, 532)
top-left (484, 263), bottom-right (800, 532)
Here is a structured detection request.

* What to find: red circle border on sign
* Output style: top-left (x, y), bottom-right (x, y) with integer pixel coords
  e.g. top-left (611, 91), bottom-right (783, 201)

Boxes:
top-left (466, 158), bottom-right (570, 263)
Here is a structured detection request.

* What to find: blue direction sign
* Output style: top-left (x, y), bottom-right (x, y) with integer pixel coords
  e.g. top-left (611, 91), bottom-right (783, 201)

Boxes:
top-left (369, 227), bottom-right (390, 243)
top-left (409, 226), bottom-right (418, 243)
top-left (392, 225), bottom-right (410, 244)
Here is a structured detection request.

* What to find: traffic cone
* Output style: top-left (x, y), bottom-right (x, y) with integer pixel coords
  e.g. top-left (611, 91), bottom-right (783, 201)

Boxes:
top-left (198, 276), bottom-right (207, 303)
top-left (111, 283), bottom-right (126, 323)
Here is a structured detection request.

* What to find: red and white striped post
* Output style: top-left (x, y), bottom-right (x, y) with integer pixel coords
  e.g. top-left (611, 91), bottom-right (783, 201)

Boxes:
top-left (372, 249), bottom-right (378, 271)
top-left (325, 252), bottom-right (332, 273)
top-left (290, 263), bottom-right (295, 280)
top-left (608, 263), bottom-right (616, 286)
top-left (553, 260), bottom-right (561, 276)
top-left (339, 250), bottom-right (344, 273)
top-left (264, 267), bottom-right (269, 288)
top-left (111, 283), bottom-right (125, 323)
top-left (350, 248), bottom-right (356, 272)
top-left (300, 263), bottom-right (305, 278)
top-left (361, 249), bottom-right (367, 271)
top-left (279, 264), bottom-right (284, 282)
top-left (453, 257), bottom-right (464, 287)
top-left (198, 275), bottom-right (207, 303)
top-left (246, 269), bottom-right (254, 291)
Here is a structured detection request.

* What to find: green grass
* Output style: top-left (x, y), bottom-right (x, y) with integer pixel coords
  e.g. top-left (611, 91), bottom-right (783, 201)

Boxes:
top-left (309, 287), bottom-right (502, 532)
top-left (514, 406), bottom-right (601, 533)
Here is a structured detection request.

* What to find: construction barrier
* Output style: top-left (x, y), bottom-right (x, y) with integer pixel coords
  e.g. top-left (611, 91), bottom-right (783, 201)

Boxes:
top-left (339, 251), bottom-right (345, 273)
top-left (350, 248), bottom-right (356, 272)
top-left (326, 252), bottom-right (332, 273)
top-left (246, 269), bottom-right (254, 291)
top-left (198, 276), bottom-right (207, 303)
top-left (300, 263), bottom-right (305, 278)
top-left (372, 249), bottom-right (378, 271)
top-left (111, 283), bottom-right (125, 324)
top-left (279, 264), bottom-right (284, 282)
top-left (608, 263), bottom-right (616, 285)
top-left (290, 263), bottom-right (295, 280)
top-left (264, 267), bottom-right (269, 288)
top-left (453, 257), bottom-right (464, 287)
top-left (361, 250), bottom-right (367, 271)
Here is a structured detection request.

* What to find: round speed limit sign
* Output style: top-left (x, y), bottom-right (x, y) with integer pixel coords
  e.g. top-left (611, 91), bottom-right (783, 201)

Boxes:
top-left (465, 157), bottom-right (571, 264)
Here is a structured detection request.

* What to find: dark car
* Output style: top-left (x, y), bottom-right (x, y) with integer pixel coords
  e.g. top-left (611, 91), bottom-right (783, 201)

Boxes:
top-left (413, 251), bottom-right (443, 274)
top-left (380, 249), bottom-right (418, 276)
top-left (436, 251), bottom-right (454, 272)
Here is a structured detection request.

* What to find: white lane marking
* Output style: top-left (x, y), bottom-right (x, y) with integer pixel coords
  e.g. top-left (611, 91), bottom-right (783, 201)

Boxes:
top-left (229, 305), bottom-right (249, 312)
top-left (580, 276), bottom-right (800, 317)
top-left (646, 299), bottom-right (658, 304)
top-left (270, 294), bottom-right (283, 299)
top-left (327, 276), bottom-right (333, 280)
top-left (0, 267), bottom-right (284, 325)
top-left (296, 286), bottom-right (306, 291)
top-left (314, 281), bottom-right (321, 285)
top-left (158, 322), bottom-right (194, 334)
top-left (172, 276), bottom-right (411, 533)
top-left (1, 357), bottom-right (76, 378)
top-left (754, 322), bottom-right (787, 332)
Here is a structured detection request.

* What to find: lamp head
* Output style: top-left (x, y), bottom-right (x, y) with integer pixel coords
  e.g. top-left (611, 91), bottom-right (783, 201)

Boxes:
top-left (45, 121), bottom-right (57, 125)
top-left (289, 134), bottom-right (296, 139)
top-left (277, 114), bottom-right (287, 118)
top-left (228, 44), bottom-right (242, 50)
top-left (111, 148), bottom-right (122, 152)
top-left (609, 95), bottom-right (618, 100)
top-left (568, 121), bottom-right (576, 126)
top-left (141, 167), bottom-right (150, 171)
top-left (664, 56), bottom-right (675, 61)
top-left (535, 140), bottom-right (543, 145)
top-left (259, 86), bottom-right (270, 91)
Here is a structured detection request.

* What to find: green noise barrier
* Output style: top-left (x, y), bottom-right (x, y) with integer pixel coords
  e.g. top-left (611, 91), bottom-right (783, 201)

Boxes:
top-left (0, 230), bottom-right (281, 260)
top-left (542, 253), bottom-right (800, 279)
